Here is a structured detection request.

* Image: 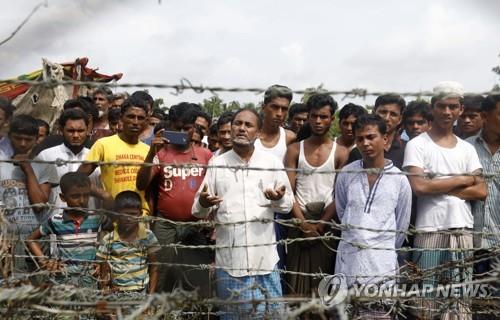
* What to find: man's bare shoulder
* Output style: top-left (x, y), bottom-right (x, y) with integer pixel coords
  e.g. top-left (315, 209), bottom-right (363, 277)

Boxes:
top-left (284, 128), bottom-right (296, 145)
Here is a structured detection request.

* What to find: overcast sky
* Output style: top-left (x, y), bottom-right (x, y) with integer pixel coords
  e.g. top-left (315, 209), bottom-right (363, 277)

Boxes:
top-left (1, 0), bottom-right (499, 107)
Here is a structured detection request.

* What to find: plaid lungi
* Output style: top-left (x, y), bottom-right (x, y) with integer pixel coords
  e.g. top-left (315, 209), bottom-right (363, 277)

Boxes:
top-left (411, 230), bottom-right (473, 320)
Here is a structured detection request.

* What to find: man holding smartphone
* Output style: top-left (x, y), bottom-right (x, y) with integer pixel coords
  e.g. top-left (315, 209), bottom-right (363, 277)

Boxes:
top-left (136, 103), bottom-right (212, 296)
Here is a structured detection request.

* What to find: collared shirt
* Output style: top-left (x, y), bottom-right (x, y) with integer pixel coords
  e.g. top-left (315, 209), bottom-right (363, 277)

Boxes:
top-left (347, 134), bottom-right (406, 169)
top-left (40, 211), bottom-right (101, 273)
top-left (96, 224), bottom-right (160, 291)
top-left (36, 143), bottom-right (102, 213)
top-left (467, 133), bottom-right (500, 248)
top-left (335, 160), bottom-right (412, 287)
top-left (192, 148), bottom-right (294, 277)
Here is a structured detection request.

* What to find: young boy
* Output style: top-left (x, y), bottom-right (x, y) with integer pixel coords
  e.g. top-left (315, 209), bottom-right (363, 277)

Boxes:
top-left (97, 191), bottom-right (159, 294)
top-left (27, 171), bottom-right (101, 286)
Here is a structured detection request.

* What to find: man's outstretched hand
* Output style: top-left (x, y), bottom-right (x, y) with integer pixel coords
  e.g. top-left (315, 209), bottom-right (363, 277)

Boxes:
top-left (264, 185), bottom-right (286, 201)
top-left (199, 184), bottom-right (223, 208)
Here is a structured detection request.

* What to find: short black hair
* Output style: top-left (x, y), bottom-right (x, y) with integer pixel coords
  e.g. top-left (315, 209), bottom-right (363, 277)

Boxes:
top-left (131, 91), bottom-right (154, 108)
top-left (9, 115), bottom-right (39, 136)
top-left (463, 95), bottom-right (485, 113)
top-left (121, 96), bottom-right (149, 115)
top-left (36, 119), bottom-right (50, 133)
top-left (64, 97), bottom-right (99, 122)
top-left (0, 97), bottom-right (14, 120)
top-left (60, 172), bottom-right (90, 194)
top-left (481, 94), bottom-right (500, 113)
top-left (288, 103), bottom-right (308, 120)
top-left (108, 108), bottom-right (121, 122)
top-left (208, 123), bottom-right (218, 136)
top-left (217, 111), bottom-right (235, 129)
top-left (403, 100), bottom-right (433, 123)
top-left (374, 94), bottom-right (406, 114)
top-left (353, 114), bottom-right (387, 136)
top-left (306, 93), bottom-right (338, 115)
top-left (169, 102), bottom-right (192, 123)
top-left (115, 190), bottom-right (142, 212)
top-left (58, 108), bottom-right (89, 128)
top-left (264, 84), bottom-right (293, 105)
top-left (232, 107), bottom-right (263, 129)
top-left (339, 103), bottom-right (367, 121)
top-left (151, 108), bottom-right (166, 120)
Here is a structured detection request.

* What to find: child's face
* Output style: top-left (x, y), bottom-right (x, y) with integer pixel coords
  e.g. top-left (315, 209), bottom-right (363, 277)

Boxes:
top-left (60, 185), bottom-right (90, 211)
top-left (118, 207), bottom-right (141, 229)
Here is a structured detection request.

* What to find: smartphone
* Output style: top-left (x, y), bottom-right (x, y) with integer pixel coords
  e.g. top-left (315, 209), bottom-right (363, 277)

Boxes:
top-left (164, 130), bottom-right (188, 146)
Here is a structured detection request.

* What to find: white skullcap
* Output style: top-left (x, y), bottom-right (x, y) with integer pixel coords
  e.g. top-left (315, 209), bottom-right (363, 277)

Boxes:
top-left (433, 81), bottom-right (464, 99)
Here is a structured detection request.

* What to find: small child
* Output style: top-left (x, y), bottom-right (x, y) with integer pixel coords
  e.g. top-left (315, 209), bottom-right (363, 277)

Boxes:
top-left (97, 191), bottom-right (159, 294)
top-left (27, 171), bottom-right (101, 287)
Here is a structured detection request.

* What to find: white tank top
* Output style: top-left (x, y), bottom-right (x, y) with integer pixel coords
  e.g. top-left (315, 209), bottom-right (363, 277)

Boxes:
top-left (295, 140), bottom-right (337, 213)
top-left (254, 127), bottom-right (288, 161)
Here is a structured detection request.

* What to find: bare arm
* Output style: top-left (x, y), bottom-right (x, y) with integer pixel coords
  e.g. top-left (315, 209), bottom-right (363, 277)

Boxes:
top-left (137, 132), bottom-right (166, 191)
top-left (148, 252), bottom-right (159, 294)
top-left (285, 129), bottom-right (297, 145)
top-left (78, 163), bottom-right (97, 176)
top-left (334, 145), bottom-right (349, 169)
top-left (16, 156), bottom-right (51, 213)
top-left (406, 166), bottom-right (474, 197)
top-left (27, 228), bottom-right (62, 271)
top-left (448, 170), bottom-right (487, 201)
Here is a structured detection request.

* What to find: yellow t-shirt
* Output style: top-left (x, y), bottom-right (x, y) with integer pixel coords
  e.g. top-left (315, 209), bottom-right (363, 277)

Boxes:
top-left (85, 135), bottom-right (150, 215)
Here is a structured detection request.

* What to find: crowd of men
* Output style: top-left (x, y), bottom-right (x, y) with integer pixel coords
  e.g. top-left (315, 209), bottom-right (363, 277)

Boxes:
top-left (0, 81), bottom-right (498, 319)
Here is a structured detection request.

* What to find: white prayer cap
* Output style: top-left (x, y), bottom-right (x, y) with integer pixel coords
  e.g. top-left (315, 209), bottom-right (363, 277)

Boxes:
top-left (433, 81), bottom-right (464, 99)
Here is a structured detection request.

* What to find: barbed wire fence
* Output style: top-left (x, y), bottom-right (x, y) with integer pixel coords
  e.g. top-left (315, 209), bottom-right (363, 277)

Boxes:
top-left (0, 157), bottom-right (499, 319)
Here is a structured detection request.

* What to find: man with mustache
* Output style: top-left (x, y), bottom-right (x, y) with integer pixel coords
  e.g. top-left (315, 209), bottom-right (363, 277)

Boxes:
top-left (192, 108), bottom-right (294, 319)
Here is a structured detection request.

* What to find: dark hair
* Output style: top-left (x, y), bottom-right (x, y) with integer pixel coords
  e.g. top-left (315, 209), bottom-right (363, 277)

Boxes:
top-left (403, 100), bottom-right (433, 123)
top-left (121, 96), bottom-right (149, 115)
top-left (463, 95), bottom-right (485, 113)
top-left (93, 86), bottom-right (113, 101)
top-left (169, 102), bottom-right (192, 123)
top-left (179, 108), bottom-right (198, 126)
top-left (288, 103), bottom-right (308, 120)
top-left (64, 97), bottom-right (99, 122)
top-left (339, 103), bottom-right (367, 121)
top-left (306, 93), bottom-right (337, 115)
top-left (195, 109), bottom-right (212, 127)
top-left (60, 172), bottom-right (90, 194)
top-left (481, 94), bottom-right (500, 113)
top-left (374, 94), bottom-right (406, 114)
top-left (36, 119), bottom-right (50, 133)
top-left (0, 97), bottom-right (14, 120)
top-left (108, 108), bottom-right (121, 123)
top-left (208, 123), bottom-right (218, 136)
top-left (232, 107), bottom-right (263, 129)
top-left (353, 114), bottom-right (387, 136)
top-left (9, 115), bottom-right (39, 136)
top-left (217, 111), bottom-right (235, 129)
top-left (115, 190), bottom-right (142, 211)
top-left (131, 91), bottom-right (154, 108)
top-left (296, 122), bottom-right (312, 141)
top-left (58, 108), bottom-right (89, 128)
top-left (154, 120), bottom-right (169, 134)
top-left (264, 84), bottom-right (293, 105)
top-left (151, 108), bottom-right (166, 120)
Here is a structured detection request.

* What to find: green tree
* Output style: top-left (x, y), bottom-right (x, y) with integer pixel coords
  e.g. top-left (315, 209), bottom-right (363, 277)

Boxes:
top-left (301, 84), bottom-right (328, 104)
top-left (153, 98), bottom-right (165, 109)
top-left (202, 96), bottom-right (224, 117)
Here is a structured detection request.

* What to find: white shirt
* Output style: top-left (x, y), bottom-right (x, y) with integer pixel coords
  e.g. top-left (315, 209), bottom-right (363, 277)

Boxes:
top-left (403, 132), bottom-right (482, 231)
top-left (192, 148), bottom-right (294, 277)
top-left (295, 140), bottom-right (337, 212)
top-left (36, 143), bottom-right (102, 213)
top-left (254, 126), bottom-right (288, 162)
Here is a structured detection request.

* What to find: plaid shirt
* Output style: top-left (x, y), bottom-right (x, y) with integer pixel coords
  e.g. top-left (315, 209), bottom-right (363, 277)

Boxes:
top-left (467, 133), bottom-right (500, 249)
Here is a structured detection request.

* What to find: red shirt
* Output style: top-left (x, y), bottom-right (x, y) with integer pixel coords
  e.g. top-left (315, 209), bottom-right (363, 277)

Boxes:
top-left (152, 145), bottom-right (212, 221)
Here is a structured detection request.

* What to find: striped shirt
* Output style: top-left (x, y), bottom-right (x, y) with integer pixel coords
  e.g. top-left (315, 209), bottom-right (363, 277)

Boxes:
top-left (467, 134), bottom-right (500, 248)
top-left (96, 225), bottom-right (160, 291)
top-left (40, 211), bottom-right (101, 273)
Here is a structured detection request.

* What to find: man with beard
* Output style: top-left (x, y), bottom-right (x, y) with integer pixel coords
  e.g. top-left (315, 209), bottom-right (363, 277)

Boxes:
top-left (37, 108), bottom-right (107, 215)
top-left (192, 108), bottom-right (294, 319)
top-left (284, 93), bottom-right (339, 296)
top-left (92, 86), bottom-right (113, 131)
